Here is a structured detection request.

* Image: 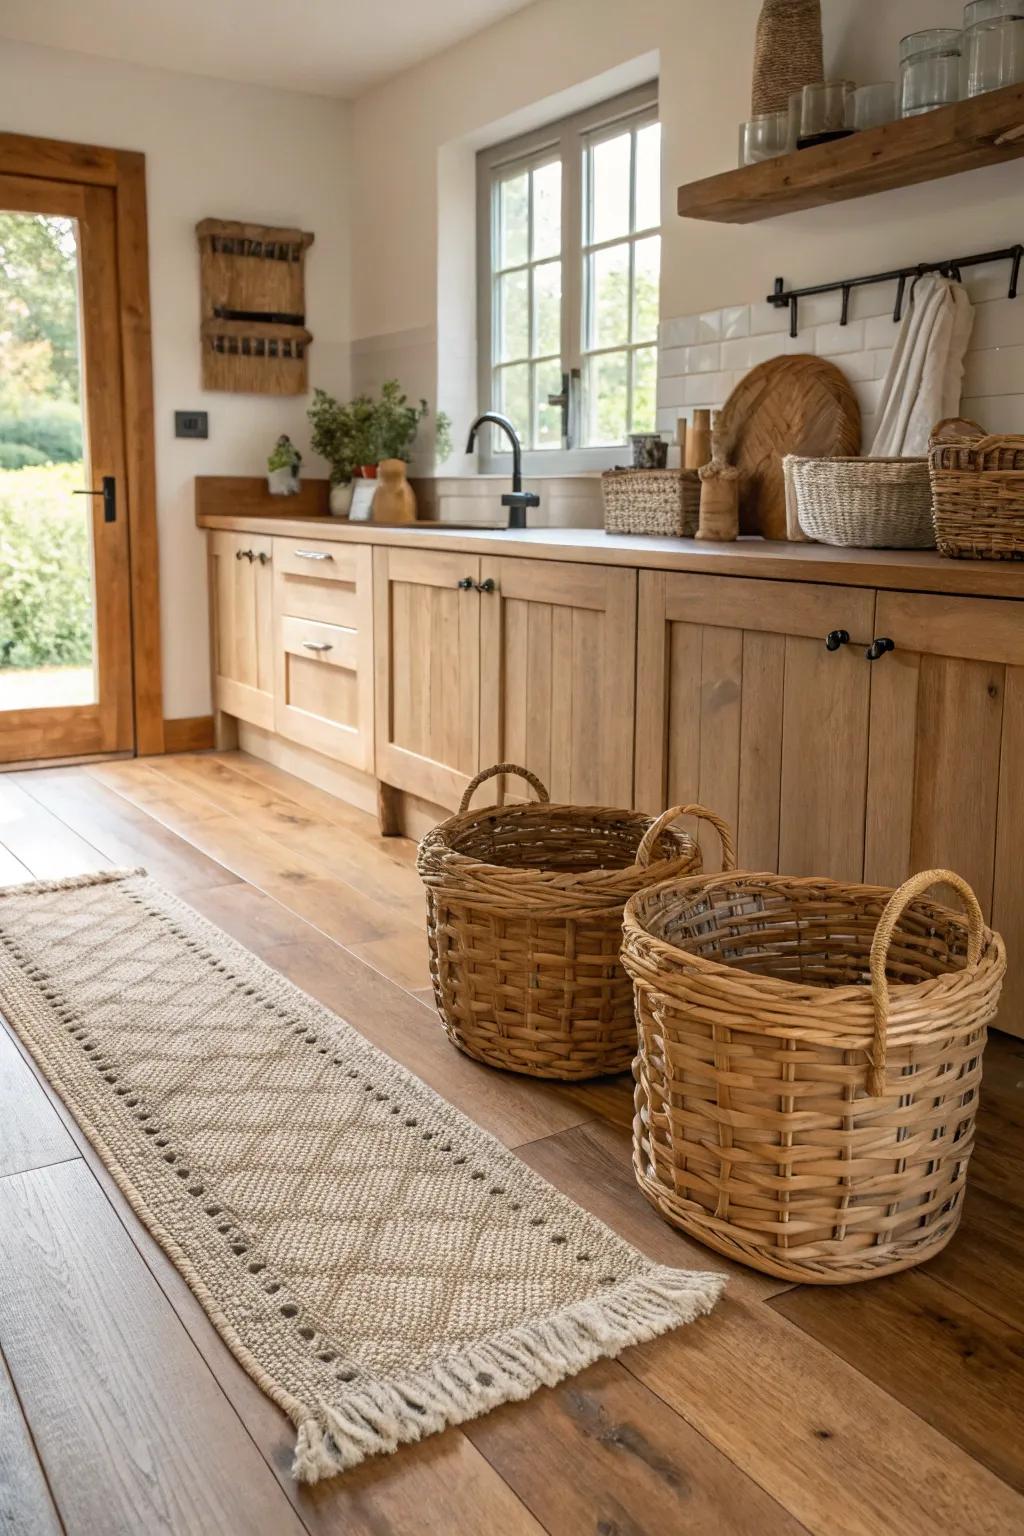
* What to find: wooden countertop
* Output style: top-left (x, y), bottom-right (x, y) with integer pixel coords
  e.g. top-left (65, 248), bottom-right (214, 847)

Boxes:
top-left (196, 511), bottom-right (1024, 600)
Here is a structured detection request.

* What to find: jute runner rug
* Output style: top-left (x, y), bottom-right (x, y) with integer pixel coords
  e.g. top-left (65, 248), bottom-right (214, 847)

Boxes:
top-left (0, 869), bottom-right (724, 1481)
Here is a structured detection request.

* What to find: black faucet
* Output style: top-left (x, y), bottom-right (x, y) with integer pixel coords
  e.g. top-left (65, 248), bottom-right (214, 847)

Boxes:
top-left (465, 412), bottom-right (540, 529)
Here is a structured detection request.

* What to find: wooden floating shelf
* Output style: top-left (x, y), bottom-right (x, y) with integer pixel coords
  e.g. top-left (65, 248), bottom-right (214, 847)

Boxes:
top-left (677, 83), bottom-right (1024, 224)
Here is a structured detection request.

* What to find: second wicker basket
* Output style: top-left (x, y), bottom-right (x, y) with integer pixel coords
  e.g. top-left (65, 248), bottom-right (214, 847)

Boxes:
top-left (418, 763), bottom-right (735, 1080)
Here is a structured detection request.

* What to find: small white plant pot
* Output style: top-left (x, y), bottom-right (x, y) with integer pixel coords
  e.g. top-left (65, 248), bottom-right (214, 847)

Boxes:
top-left (268, 467), bottom-right (300, 496)
top-left (329, 481), bottom-right (354, 517)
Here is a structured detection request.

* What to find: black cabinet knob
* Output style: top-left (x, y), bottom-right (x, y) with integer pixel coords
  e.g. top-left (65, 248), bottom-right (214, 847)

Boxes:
top-left (235, 548), bottom-right (254, 562)
top-left (825, 629), bottom-right (850, 651)
top-left (865, 636), bottom-right (896, 661)
top-left (457, 576), bottom-right (474, 590)
top-left (475, 578), bottom-right (496, 593)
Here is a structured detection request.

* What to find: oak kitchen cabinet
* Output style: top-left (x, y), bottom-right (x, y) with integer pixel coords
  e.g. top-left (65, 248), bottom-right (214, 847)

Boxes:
top-left (863, 590), bottom-right (1024, 1029)
top-left (372, 547), bottom-right (638, 811)
top-left (635, 570), bottom-right (876, 877)
top-left (202, 510), bottom-right (1024, 1037)
top-left (209, 529), bottom-right (274, 731)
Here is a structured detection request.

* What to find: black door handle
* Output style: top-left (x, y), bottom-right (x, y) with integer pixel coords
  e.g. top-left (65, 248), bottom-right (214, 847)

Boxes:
top-left (73, 475), bottom-right (116, 523)
top-left (457, 576), bottom-right (474, 590)
top-left (865, 637), bottom-right (895, 661)
top-left (475, 578), bottom-right (497, 593)
top-left (825, 629), bottom-right (850, 651)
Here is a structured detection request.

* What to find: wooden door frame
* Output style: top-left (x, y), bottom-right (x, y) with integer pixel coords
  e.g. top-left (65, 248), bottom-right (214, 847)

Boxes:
top-left (0, 131), bottom-right (164, 755)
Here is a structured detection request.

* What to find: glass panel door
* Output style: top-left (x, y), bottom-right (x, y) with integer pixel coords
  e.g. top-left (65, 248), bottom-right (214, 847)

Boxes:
top-left (0, 175), bottom-right (132, 764)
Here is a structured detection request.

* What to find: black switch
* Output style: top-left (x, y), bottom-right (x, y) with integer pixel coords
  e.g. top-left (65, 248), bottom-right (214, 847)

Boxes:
top-left (175, 410), bottom-right (209, 439)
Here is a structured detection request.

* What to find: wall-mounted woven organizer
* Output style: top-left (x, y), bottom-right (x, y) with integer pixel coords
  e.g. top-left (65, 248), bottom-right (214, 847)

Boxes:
top-left (196, 219), bottom-right (314, 395)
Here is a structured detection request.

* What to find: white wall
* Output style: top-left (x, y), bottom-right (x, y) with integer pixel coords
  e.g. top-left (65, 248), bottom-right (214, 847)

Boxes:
top-left (0, 41), bottom-right (351, 718)
top-left (348, 0), bottom-right (1024, 454)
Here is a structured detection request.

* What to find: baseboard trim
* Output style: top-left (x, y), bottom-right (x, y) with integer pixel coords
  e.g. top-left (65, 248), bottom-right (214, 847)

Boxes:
top-left (161, 716), bottom-right (216, 753)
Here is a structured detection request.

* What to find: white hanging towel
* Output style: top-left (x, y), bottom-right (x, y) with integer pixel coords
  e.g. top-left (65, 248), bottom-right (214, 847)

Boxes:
top-left (869, 274), bottom-right (974, 457)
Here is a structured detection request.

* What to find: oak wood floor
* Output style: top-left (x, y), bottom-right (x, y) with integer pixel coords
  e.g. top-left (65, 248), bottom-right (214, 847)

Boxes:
top-left (0, 750), bottom-right (1021, 1536)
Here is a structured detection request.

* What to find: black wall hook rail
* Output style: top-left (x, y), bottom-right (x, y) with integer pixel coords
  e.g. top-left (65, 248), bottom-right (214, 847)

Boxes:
top-left (768, 244), bottom-right (1023, 338)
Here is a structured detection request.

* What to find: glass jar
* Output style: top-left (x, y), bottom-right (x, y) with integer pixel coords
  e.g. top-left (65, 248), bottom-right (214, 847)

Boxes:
top-left (900, 29), bottom-right (963, 116)
top-left (799, 81), bottom-right (855, 147)
top-left (740, 110), bottom-right (790, 165)
top-left (962, 0), bottom-right (1024, 96)
top-left (852, 82), bottom-right (898, 130)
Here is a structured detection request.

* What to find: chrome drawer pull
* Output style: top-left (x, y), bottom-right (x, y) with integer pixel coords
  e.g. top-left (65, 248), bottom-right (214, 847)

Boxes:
top-left (294, 549), bottom-right (333, 561)
top-left (302, 640), bottom-right (333, 653)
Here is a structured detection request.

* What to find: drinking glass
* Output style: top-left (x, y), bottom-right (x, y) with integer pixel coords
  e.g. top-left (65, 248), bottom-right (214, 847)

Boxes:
top-left (799, 81), bottom-right (855, 146)
top-left (900, 29), bottom-right (962, 116)
top-left (853, 82), bottom-right (897, 130)
top-left (740, 110), bottom-right (790, 164)
top-left (962, 1), bottom-right (1024, 95)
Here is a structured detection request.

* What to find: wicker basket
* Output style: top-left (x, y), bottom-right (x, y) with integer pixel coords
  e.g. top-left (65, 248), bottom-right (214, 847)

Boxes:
top-left (622, 868), bottom-right (1006, 1284)
top-left (786, 454), bottom-right (934, 548)
top-left (602, 468), bottom-right (700, 537)
top-left (418, 764), bottom-right (735, 1080)
top-left (929, 417), bottom-right (1024, 559)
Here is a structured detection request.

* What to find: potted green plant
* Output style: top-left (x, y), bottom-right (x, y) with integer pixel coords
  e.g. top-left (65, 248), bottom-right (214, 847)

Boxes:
top-left (308, 389), bottom-right (357, 515)
top-left (267, 435), bottom-right (301, 495)
top-left (435, 410), bottom-right (453, 466)
top-left (376, 379), bottom-right (429, 463)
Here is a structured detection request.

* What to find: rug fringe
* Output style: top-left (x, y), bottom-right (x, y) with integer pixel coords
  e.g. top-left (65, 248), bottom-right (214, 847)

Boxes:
top-left (0, 867), bottom-right (145, 900)
top-left (292, 1265), bottom-right (726, 1481)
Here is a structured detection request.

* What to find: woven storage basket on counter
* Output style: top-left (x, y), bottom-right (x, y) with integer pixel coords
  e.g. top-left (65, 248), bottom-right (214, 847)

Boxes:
top-left (929, 417), bottom-right (1024, 559)
top-left (622, 868), bottom-right (1005, 1284)
top-left (602, 468), bottom-right (700, 536)
top-left (418, 764), bottom-right (735, 1080)
top-left (785, 454), bottom-right (934, 548)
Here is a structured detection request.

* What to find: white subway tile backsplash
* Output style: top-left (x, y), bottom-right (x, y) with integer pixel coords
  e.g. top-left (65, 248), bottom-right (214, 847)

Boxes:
top-left (971, 296), bottom-right (1024, 350)
top-left (852, 379), bottom-right (885, 419)
top-left (960, 394), bottom-right (1024, 433)
top-left (836, 351), bottom-right (882, 383)
top-left (682, 342), bottom-right (723, 374)
top-left (658, 280), bottom-right (1021, 452)
top-left (748, 300), bottom-right (793, 336)
top-left (963, 346), bottom-right (1024, 399)
top-left (815, 320), bottom-right (866, 357)
top-left (865, 313), bottom-right (899, 350)
top-left (721, 305), bottom-right (750, 340)
top-left (679, 371), bottom-right (736, 406)
top-left (657, 374), bottom-right (690, 410)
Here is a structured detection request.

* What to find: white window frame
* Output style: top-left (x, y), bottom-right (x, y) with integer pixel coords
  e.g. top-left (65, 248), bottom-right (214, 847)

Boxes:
top-left (476, 82), bottom-right (659, 476)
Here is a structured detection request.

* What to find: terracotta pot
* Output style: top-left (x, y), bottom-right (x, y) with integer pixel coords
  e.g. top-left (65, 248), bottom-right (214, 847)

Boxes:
top-left (359, 464), bottom-right (378, 480)
top-left (372, 458), bottom-right (417, 524)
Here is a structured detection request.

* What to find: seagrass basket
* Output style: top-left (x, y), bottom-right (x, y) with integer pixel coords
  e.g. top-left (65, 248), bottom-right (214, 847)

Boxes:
top-left (622, 868), bottom-right (1006, 1284)
top-left (418, 764), bottom-right (735, 1080)
top-left (602, 468), bottom-right (700, 536)
top-left (786, 455), bottom-right (934, 548)
top-left (929, 417), bottom-right (1024, 559)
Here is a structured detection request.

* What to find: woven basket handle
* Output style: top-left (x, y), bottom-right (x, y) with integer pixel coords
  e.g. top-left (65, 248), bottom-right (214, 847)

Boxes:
top-left (867, 868), bottom-right (985, 1098)
top-left (458, 763), bottom-right (550, 814)
top-left (634, 804), bottom-right (737, 871)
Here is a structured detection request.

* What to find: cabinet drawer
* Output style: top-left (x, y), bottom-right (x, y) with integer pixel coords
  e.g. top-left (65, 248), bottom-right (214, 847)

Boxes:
top-left (274, 539), bottom-right (367, 628)
top-left (274, 614), bottom-right (373, 770)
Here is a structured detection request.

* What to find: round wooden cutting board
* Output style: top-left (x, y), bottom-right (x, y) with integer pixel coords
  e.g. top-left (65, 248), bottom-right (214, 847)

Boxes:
top-left (716, 355), bottom-right (861, 539)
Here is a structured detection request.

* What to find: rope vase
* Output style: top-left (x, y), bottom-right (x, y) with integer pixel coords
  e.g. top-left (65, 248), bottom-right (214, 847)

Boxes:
top-left (751, 0), bottom-right (824, 114)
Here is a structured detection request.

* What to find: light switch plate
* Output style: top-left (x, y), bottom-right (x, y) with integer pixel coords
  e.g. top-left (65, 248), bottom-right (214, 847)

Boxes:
top-left (175, 410), bottom-right (209, 439)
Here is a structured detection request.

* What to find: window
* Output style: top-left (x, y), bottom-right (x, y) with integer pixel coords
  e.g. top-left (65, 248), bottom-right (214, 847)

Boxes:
top-left (477, 84), bottom-right (660, 471)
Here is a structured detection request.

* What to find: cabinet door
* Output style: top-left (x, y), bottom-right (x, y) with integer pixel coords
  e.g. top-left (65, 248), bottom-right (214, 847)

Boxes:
top-left (272, 542), bottom-right (374, 771)
top-left (864, 591), bottom-right (1024, 1039)
top-left (479, 557), bottom-right (637, 807)
top-left (636, 571), bottom-right (875, 876)
top-left (373, 546), bottom-right (481, 808)
top-left (209, 531), bottom-right (273, 729)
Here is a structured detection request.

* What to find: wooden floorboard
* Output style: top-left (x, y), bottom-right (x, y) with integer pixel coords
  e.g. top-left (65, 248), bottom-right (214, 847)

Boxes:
top-left (770, 1271), bottom-right (1024, 1493)
top-left (0, 1029), bottom-right (79, 1180)
top-left (0, 1162), bottom-right (307, 1536)
top-left (0, 750), bottom-right (1021, 1536)
top-left (0, 1343), bottom-right (64, 1536)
